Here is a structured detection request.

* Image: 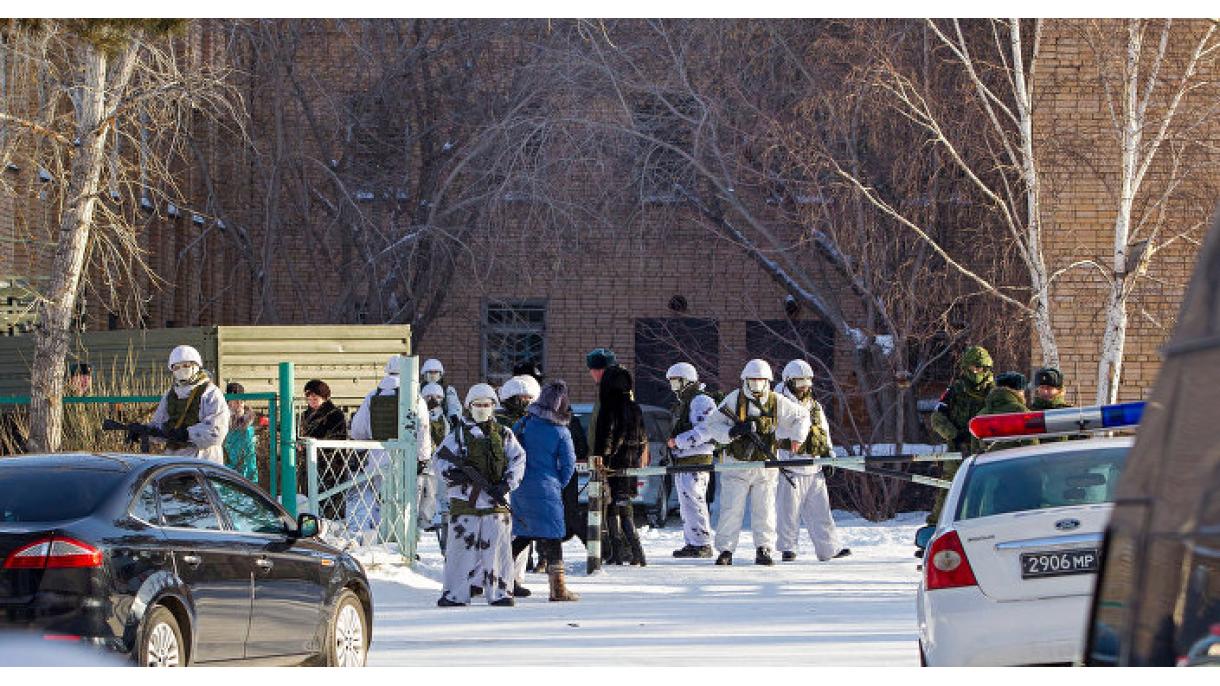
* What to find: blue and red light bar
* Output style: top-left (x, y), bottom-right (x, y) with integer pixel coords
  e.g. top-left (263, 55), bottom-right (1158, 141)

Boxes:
top-left (969, 401), bottom-right (1144, 442)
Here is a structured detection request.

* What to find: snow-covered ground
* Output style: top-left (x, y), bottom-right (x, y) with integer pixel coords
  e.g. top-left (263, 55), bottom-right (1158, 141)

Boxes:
top-left (356, 511), bottom-right (926, 666)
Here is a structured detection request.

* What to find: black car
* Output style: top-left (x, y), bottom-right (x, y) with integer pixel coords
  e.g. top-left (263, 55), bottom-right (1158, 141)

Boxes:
top-left (1084, 208), bottom-right (1220, 666)
top-left (0, 453), bottom-right (372, 666)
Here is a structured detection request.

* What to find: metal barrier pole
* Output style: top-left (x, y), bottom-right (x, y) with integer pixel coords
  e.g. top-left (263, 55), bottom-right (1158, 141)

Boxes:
top-left (305, 437), bottom-right (319, 516)
top-left (586, 455), bottom-right (603, 575)
top-left (279, 362), bottom-right (297, 515)
top-left (396, 355), bottom-right (420, 564)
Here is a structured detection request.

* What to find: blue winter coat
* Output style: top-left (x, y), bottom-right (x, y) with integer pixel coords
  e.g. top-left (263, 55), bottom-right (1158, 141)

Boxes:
top-left (511, 413), bottom-right (576, 540)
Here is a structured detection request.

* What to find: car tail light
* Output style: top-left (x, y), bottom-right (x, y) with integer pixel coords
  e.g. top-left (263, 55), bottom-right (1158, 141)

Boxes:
top-left (3, 537), bottom-right (103, 570)
top-left (924, 530), bottom-right (977, 590)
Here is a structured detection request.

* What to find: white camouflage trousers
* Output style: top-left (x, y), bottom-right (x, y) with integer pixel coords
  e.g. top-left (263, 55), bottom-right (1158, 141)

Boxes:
top-left (417, 463), bottom-right (437, 534)
top-left (776, 469), bottom-right (840, 560)
top-left (714, 465), bottom-right (778, 553)
top-left (676, 472), bottom-right (713, 547)
top-left (441, 513), bottom-right (515, 605)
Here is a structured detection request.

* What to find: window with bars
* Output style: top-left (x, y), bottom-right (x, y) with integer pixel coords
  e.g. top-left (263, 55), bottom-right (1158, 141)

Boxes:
top-left (481, 300), bottom-right (546, 385)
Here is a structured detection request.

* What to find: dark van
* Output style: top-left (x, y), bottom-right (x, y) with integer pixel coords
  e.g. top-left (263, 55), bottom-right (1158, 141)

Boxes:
top-left (1085, 209), bottom-right (1220, 666)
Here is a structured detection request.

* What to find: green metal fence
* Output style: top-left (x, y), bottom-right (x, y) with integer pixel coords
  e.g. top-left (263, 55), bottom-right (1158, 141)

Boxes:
top-left (0, 384), bottom-right (299, 513)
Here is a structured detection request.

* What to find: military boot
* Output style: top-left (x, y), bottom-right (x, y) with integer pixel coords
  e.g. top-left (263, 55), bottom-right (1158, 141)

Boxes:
top-left (489, 597), bottom-right (515, 607)
top-left (547, 563), bottom-right (580, 602)
top-left (755, 546), bottom-right (776, 566)
top-left (512, 582), bottom-right (532, 598)
top-left (715, 550), bottom-right (733, 566)
top-left (833, 548), bottom-right (853, 559)
top-left (673, 544), bottom-right (712, 558)
top-left (781, 550), bottom-right (797, 562)
top-left (437, 595), bottom-right (466, 607)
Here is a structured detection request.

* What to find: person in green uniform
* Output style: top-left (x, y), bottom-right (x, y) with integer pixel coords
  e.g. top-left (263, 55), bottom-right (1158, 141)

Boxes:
top-left (978, 372), bottom-right (1039, 452)
top-left (927, 345), bottom-right (994, 523)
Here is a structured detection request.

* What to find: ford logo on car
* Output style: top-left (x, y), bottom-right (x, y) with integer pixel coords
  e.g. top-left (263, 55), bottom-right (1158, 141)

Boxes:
top-left (1055, 518), bottom-right (1081, 531)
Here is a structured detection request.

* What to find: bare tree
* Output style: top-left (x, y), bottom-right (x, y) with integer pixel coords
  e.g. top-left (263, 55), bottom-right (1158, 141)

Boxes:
top-left (215, 19), bottom-right (613, 345)
top-left (487, 20), bottom-right (1033, 518)
top-left (0, 19), bottom-right (242, 450)
top-left (1078, 19), bottom-right (1220, 403)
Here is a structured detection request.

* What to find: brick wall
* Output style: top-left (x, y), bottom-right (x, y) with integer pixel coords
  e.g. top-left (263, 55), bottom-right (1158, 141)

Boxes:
top-left (1035, 19), bottom-right (1220, 404)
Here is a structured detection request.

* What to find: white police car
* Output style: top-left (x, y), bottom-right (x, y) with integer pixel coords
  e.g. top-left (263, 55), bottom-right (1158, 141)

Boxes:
top-left (915, 402), bottom-right (1142, 666)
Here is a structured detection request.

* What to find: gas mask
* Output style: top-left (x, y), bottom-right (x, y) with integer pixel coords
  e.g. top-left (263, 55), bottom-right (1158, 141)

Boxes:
top-left (469, 403), bottom-right (495, 424)
top-left (428, 406), bottom-right (444, 422)
top-left (745, 379), bottom-right (769, 398)
top-left (669, 379), bottom-right (687, 393)
top-left (172, 363), bottom-right (198, 385)
top-left (964, 366), bottom-right (992, 387)
top-left (788, 378), bottom-right (813, 399)
top-left (505, 396), bottom-right (530, 414)
top-left (425, 397), bottom-right (442, 410)
top-left (423, 371), bottom-right (442, 385)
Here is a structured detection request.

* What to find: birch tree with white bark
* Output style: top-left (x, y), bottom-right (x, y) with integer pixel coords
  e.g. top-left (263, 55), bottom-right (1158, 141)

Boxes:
top-left (0, 19), bottom-right (241, 451)
top-left (1083, 19), bottom-right (1220, 403)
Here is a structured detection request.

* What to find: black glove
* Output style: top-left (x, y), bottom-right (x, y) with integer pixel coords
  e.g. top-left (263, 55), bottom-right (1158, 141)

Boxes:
top-left (729, 420), bottom-right (755, 439)
top-left (443, 467), bottom-right (472, 487)
top-left (165, 426), bottom-right (191, 444)
top-left (486, 481), bottom-right (510, 501)
top-left (417, 460), bottom-right (429, 475)
top-left (125, 423), bottom-right (162, 443)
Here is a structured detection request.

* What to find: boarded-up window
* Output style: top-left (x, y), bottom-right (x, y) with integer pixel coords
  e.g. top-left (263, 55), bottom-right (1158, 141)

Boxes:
top-left (745, 319), bottom-right (835, 402)
top-left (633, 94), bottom-right (698, 204)
top-left (634, 317), bottom-right (720, 408)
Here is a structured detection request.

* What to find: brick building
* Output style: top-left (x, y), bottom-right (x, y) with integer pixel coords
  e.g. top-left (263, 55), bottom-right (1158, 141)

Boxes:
top-left (2, 19), bottom-right (1216, 427)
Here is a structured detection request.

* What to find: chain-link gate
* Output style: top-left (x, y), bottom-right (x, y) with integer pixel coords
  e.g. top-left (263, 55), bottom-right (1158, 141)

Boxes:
top-left (299, 354), bottom-right (422, 563)
top-left (302, 439), bottom-right (418, 554)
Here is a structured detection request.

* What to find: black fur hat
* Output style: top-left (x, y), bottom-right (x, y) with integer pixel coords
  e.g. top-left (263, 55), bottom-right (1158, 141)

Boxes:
top-left (995, 371), bottom-right (1027, 391)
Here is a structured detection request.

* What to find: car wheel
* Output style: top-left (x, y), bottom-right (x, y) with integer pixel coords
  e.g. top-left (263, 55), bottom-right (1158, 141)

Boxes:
top-left (139, 605), bottom-right (185, 667)
top-left (325, 589), bottom-right (368, 667)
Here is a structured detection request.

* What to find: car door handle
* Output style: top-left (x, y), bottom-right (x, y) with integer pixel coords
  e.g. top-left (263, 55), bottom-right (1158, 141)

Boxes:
top-left (255, 557), bottom-right (273, 571)
top-left (181, 554), bottom-right (202, 566)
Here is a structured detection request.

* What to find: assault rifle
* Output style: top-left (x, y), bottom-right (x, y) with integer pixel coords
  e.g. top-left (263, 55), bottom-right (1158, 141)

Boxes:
top-left (725, 397), bottom-right (799, 488)
top-left (101, 419), bottom-right (161, 454)
top-left (443, 421), bottom-right (519, 522)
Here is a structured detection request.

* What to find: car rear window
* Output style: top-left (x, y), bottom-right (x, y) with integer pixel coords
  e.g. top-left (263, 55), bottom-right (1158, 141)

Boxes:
top-left (956, 446), bottom-right (1130, 521)
top-left (0, 467), bottom-right (126, 522)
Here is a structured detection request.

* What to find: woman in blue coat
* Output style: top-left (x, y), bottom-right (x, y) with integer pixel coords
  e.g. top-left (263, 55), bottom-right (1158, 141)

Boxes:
top-left (511, 380), bottom-right (579, 601)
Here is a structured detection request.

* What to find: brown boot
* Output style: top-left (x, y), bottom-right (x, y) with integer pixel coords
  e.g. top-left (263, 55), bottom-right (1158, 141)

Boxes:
top-left (547, 563), bottom-right (580, 602)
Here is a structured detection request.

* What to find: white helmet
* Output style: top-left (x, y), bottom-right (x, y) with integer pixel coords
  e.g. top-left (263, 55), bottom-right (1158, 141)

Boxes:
top-left (421, 358), bottom-right (445, 375)
top-left (465, 383), bottom-right (499, 407)
top-left (421, 383), bottom-right (444, 400)
top-left (781, 360), bottom-right (814, 382)
top-left (518, 374), bottom-right (541, 399)
top-left (499, 375), bottom-right (542, 402)
top-left (168, 345), bottom-right (203, 369)
top-left (740, 359), bottom-right (773, 381)
top-left (384, 354), bottom-right (406, 376)
top-left (666, 362), bottom-right (698, 384)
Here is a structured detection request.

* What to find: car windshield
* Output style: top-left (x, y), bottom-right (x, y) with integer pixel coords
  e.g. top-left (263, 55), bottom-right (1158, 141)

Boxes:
top-left (0, 467), bottom-right (126, 522)
top-left (955, 446), bottom-right (1130, 521)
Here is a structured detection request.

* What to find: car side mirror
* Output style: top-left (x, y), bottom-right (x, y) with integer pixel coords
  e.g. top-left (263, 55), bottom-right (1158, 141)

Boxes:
top-left (295, 513), bottom-right (320, 539)
top-left (914, 525), bottom-right (936, 550)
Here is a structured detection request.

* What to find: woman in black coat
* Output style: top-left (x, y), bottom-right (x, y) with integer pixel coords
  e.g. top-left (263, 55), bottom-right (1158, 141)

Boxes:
top-left (592, 365), bottom-right (650, 565)
top-left (299, 379), bottom-right (348, 517)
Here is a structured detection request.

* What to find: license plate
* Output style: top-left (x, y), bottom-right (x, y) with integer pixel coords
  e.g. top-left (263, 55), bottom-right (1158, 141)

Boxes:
top-left (1020, 548), bottom-right (1100, 578)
